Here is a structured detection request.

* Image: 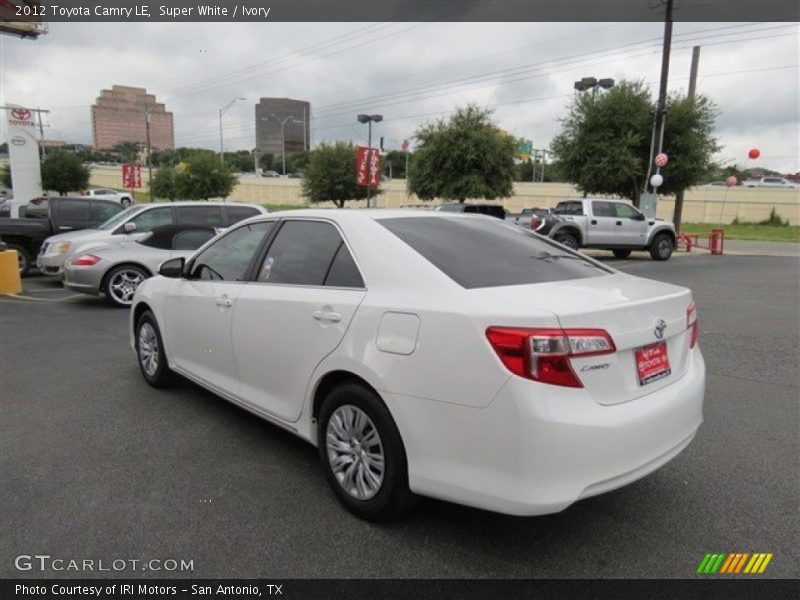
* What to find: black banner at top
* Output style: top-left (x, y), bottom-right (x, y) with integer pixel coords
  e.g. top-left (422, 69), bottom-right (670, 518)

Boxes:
top-left (3, 0), bottom-right (800, 23)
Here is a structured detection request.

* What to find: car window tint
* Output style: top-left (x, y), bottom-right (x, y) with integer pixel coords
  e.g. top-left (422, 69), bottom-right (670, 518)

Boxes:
top-left (172, 229), bottom-right (216, 251)
top-left (57, 199), bottom-right (90, 223)
top-left (380, 217), bottom-right (610, 289)
top-left (592, 201), bottom-right (616, 218)
top-left (555, 201), bottom-right (583, 215)
top-left (614, 203), bottom-right (639, 218)
top-left (226, 206), bottom-right (261, 224)
top-left (92, 201), bottom-right (122, 224)
top-left (325, 243), bottom-right (364, 288)
top-left (258, 221), bottom-right (342, 286)
top-left (192, 222), bottom-right (273, 281)
top-left (176, 206), bottom-right (224, 226)
top-left (132, 207), bottom-right (174, 232)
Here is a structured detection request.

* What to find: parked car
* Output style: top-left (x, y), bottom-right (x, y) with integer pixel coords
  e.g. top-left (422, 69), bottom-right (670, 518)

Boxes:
top-left (743, 177), bottom-right (799, 189)
top-left (541, 198), bottom-right (677, 260)
top-left (37, 201), bottom-right (267, 276)
top-left (286, 173), bottom-right (303, 179)
top-left (0, 196), bottom-right (124, 275)
top-left (64, 224), bottom-right (218, 307)
top-left (261, 170), bottom-right (281, 178)
top-left (131, 210), bottom-right (705, 521)
top-left (515, 207), bottom-right (552, 231)
top-left (84, 188), bottom-right (134, 207)
top-left (435, 203), bottom-right (506, 219)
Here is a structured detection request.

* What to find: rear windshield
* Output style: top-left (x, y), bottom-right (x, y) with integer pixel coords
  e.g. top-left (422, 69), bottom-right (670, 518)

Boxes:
top-left (379, 216), bottom-right (610, 289)
top-left (555, 201), bottom-right (584, 215)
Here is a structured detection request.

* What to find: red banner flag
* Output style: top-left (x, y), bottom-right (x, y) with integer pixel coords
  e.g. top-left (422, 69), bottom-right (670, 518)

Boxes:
top-left (122, 164), bottom-right (142, 189)
top-left (356, 146), bottom-right (380, 187)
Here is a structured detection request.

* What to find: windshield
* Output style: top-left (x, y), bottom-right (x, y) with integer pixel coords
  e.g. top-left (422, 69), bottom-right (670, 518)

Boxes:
top-left (97, 205), bottom-right (147, 230)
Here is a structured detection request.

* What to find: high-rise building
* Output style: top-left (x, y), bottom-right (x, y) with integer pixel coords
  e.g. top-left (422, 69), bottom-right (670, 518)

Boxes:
top-left (91, 85), bottom-right (174, 150)
top-left (255, 98), bottom-right (310, 157)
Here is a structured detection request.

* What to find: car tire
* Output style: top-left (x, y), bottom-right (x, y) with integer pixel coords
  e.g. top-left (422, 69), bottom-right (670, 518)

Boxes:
top-left (135, 310), bottom-right (174, 388)
top-left (318, 382), bottom-right (416, 521)
top-left (554, 232), bottom-right (579, 250)
top-left (7, 243), bottom-right (31, 277)
top-left (104, 264), bottom-right (149, 308)
top-left (649, 233), bottom-right (674, 261)
top-left (612, 249), bottom-right (632, 259)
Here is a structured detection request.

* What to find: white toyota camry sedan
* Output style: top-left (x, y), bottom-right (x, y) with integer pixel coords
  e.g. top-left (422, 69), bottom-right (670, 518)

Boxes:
top-left (131, 209), bottom-right (705, 521)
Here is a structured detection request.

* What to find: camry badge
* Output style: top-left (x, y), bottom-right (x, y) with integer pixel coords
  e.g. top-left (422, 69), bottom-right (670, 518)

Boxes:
top-left (654, 319), bottom-right (667, 339)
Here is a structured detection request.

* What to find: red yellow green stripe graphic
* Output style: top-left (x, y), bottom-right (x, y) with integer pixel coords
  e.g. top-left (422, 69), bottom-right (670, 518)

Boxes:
top-left (697, 552), bottom-right (773, 574)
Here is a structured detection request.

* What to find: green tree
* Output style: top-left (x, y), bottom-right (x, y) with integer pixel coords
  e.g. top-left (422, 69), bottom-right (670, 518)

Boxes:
top-left (551, 80), bottom-right (719, 214)
top-left (660, 93), bottom-right (720, 230)
top-left (175, 153), bottom-right (238, 200)
top-left (408, 105), bottom-right (516, 202)
top-left (151, 165), bottom-right (180, 201)
top-left (258, 152), bottom-right (275, 171)
top-left (1, 164), bottom-right (11, 188)
top-left (301, 142), bottom-right (371, 208)
top-left (383, 150), bottom-right (410, 179)
top-left (111, 142), bottom-right (141, 164)
top-left (284, 150), bottom-right (310, 174)
top-left (41, 151), bottom-right (90, 195)
top-left (551, 80), bottom-right (653, 204)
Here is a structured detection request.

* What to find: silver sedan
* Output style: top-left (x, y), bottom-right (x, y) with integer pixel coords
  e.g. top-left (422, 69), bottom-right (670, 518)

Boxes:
top-left (63, 225), bottom-right (217, 307)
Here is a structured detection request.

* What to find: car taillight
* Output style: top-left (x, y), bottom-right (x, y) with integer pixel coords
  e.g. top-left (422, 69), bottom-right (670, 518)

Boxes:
top-left (530, 216), bottom-right (540, 230)
top-left (687, 302), bottom-right (699, 348)
top-left (71, 254), bottom-right (101, 266)
top-left (486, 327), bottom-right (616, 388)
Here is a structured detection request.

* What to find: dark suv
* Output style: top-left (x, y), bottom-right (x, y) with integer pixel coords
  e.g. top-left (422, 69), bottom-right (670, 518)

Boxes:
top-left (435, 203), bottom-right (507, 219)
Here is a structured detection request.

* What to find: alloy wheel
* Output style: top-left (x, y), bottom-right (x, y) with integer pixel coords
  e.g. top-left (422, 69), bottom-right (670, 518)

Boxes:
top-left (108, 269), bottom-right (145, 305)
top-left (137, 322), bottom-right (159, 376)
top-left (326, 404), bottom-right (385, 500)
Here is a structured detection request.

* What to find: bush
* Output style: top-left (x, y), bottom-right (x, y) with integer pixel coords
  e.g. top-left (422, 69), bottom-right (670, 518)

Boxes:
top-left (758, 207), bottom-right (789, 227)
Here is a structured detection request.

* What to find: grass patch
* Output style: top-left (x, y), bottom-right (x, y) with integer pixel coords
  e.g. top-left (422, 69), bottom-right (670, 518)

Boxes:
top-left (680, 221), bottom-right (799, 243)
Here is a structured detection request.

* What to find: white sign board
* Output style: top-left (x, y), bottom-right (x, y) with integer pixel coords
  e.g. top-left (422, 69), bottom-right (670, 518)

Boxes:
top-left (6, 105), bottom-right (43, 203)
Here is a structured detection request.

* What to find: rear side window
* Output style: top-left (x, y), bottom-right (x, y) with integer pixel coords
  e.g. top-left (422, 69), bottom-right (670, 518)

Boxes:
top-left (57, 199), bottom-right (90, 224)
top-left (325, 243), bottom-right (364, 288)
top-left (176, 205), bottom-right (224, 226)
top-left (258, 221), bottom-right (351, 286)
top-left (226, 206), bottom-right (261, 225)
top-left (555, 201), bottom-right (584, 216)
top-left (592, 201), bottom-right (616, 217)
top-left (380, 217), bottom-right (610, 289)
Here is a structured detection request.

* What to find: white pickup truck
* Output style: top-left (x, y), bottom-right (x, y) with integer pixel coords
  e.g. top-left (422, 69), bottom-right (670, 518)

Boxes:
top-left (743, 177), bottom-right (799, 189)
top-left (542, 198), bottom-right (677, 261)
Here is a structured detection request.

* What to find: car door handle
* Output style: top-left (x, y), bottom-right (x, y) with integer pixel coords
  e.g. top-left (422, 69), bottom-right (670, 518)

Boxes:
top-left (616, 221), bottom-right (623, 225)
top-left (590, 220), bottom-right (597, 225)
top-left (313, 310), bottom-right (342, 323)
top-left (215, 295), bottom-right (233, 307)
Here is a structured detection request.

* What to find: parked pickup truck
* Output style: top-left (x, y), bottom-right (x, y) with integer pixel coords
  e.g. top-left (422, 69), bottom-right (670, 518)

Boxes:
top-left (0, 196), bottom-right (124, 276)
top-left (538, 198), bottom-right (677, 261)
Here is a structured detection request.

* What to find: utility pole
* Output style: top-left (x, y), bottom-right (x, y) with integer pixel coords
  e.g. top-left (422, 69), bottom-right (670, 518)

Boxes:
top-left (145, 107), bottom-right (153, 203)
top-left (674, 45), bottom-right (701, 232)
top-left (643, 0), bottom-right (674, 199)
top-left (36, 109), bottom-right (48, 158)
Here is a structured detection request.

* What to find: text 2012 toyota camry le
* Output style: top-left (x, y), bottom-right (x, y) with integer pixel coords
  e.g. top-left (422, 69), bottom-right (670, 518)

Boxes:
top-left (130, 210), bottom-right (704, 521)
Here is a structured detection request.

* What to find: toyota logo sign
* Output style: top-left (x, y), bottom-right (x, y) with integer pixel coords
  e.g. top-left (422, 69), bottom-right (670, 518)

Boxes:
top-left (11, 108), bottom-right (31, 121)
top-left (11, 136), bottom-right (26, 146)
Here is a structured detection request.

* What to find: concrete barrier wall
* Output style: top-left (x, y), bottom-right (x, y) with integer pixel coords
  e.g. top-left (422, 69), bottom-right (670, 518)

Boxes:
top-left (89, 166), bottom-right (800, 225)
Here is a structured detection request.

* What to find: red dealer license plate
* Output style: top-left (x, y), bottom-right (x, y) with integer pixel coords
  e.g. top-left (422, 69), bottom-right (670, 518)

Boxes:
top-left (635, 342), bottom-right (672, 385)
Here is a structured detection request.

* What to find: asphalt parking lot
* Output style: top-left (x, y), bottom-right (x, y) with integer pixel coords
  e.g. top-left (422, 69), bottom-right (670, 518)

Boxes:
top-left (1, 253), bottom-right (798, 579)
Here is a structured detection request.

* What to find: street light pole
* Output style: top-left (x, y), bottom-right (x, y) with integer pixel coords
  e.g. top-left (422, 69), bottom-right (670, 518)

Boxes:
top-left (219, 97), bottom-right (246, 165)
top-left (357, 113), bottom-right (383, 208)
top-left (267, 114), bottom-right (300, 176)
top-left (145, 107), bottom-right (153, 203)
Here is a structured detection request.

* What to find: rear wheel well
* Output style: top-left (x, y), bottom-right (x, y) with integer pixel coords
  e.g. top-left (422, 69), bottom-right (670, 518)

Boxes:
top-left (554, 226), bottom-right (582, 244)
top-left (312, 370), bottom-right (381, 425)
top-left (101, 262), bottom-right (152, 292)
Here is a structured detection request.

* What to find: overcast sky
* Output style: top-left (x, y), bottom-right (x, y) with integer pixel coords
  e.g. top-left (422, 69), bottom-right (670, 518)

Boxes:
top-left (1, 21), bottom-right (798, 173)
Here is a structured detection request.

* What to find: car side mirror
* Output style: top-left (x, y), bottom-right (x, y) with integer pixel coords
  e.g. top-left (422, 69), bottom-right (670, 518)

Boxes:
top-left (123, 222), bottom-right (137, 233)
top-left (159, 257), bottom-right (185, 278)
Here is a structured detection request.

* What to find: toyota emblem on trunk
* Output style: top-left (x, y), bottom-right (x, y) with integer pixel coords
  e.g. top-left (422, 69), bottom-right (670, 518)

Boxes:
top-left (654, 319), bottom-right (667, 339)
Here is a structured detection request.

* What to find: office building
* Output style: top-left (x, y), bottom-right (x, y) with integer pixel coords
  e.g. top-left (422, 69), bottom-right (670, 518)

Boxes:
top-left (255, 98), bottom-right (310, 156)
top-left (91, 85), bottom-right (174, 150)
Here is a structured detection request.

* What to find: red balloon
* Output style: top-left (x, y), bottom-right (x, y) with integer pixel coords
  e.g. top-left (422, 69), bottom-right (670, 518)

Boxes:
top-left (748, 148), bottom-right (760, 160)
top-left (655, 153), bottom-right (669, 167)
top-left (725, 176), bottom-right (738, 187)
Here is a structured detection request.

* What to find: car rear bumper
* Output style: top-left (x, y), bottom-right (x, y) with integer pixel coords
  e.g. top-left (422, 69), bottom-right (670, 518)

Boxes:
top-left (63, 267), bottom-right (103, 295)
top-left (385, 347), bottom-right (705, 516)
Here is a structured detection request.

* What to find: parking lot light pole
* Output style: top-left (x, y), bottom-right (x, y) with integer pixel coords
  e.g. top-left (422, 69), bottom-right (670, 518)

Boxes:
top-left (265, 114), bottom-right (300, 176)
top-left (219, 97), bottom-right (246, 165)
top-left (357, 113), bottom-right (383, 208)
